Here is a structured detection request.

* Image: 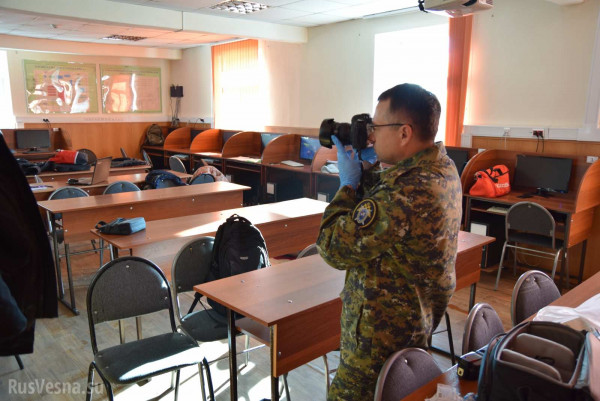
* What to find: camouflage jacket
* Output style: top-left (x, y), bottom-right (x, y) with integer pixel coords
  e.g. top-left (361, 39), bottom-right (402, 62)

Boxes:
top-left (317, 142), bottom-right (462, 355)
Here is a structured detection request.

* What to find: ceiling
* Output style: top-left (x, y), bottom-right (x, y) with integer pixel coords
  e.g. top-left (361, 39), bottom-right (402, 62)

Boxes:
top-left (0, 0), bottom-right (419, 50)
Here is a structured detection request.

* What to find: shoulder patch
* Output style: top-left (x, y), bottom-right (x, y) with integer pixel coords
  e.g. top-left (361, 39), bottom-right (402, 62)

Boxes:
top-left (352, 198), bottom-right (377, 228)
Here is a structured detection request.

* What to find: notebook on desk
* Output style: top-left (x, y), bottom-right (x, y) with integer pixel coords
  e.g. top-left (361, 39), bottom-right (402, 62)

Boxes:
top-left (69, 157), bottom-right (112, 185)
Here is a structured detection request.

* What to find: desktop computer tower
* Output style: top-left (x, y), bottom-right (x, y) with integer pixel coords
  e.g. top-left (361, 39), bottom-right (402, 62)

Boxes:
top-left (469, 212), bottom-right (505, 268)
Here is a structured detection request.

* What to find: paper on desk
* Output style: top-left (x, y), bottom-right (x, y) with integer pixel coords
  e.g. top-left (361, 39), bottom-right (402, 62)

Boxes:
top-left (425, 384), bottom-right (463, 401)
top-left (534, 293), bottom-right (600, 331)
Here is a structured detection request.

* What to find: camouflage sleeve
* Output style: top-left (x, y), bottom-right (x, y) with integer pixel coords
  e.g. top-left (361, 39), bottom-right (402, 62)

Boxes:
top-left (317, 182), bottom-right (406, 270)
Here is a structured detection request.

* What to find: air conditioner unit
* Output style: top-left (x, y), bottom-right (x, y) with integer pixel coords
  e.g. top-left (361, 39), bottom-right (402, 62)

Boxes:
top-left (421, 0), bottom-right (493, 17)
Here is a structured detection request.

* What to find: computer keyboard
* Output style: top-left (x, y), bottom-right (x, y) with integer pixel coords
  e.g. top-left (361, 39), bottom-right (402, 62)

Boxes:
top-left (487, 206), bottom-right (509, 214)
top-left (281, 160), bottom-right (304, 167)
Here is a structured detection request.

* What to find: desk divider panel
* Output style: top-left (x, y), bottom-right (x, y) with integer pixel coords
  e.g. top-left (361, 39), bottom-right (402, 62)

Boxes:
top-left (190, 128), bottom-right (222, 153)
top-left (262, 134), bottom-right (298, 164)
top-left (221, 131), bottom-right (262, 158)
top-left (163, 126), bottom-right (191, 148)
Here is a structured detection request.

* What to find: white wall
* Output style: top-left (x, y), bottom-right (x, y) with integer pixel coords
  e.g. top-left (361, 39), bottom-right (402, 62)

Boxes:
top-left (466, 0), bottom-right (600, 128)
top-left (170, 45), bottom-right (213, 125)
top-left (6, 49), bottom-right (171, 124)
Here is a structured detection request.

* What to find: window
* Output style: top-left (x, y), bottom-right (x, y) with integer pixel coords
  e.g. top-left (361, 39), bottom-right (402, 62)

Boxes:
top-left (0, 51), bottom-right (15, 128)
top-left (373, 23), bottom-right (449, 142)
top-left (212, 39), bottom-right (265, 130)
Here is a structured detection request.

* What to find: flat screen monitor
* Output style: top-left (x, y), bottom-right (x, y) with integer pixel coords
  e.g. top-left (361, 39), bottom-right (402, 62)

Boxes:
top-left (261, 133), bottom-right (280, 150)
top-left (513, 154), bottom-right (572, 194)
top-left (15, 129), bottom-right (51, 151)
top-left (222, 131), bottom-right (237, 145)
top-left (299, 136), bottom-right (321, 160)
top-left (446, 148), bottom-right (469, 176)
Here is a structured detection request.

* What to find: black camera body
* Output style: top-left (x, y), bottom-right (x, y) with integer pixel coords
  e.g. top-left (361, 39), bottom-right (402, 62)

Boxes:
top-left (319, 113), bottom-right (371, 151)
top-left (457, 350), bottom-right (484, 381)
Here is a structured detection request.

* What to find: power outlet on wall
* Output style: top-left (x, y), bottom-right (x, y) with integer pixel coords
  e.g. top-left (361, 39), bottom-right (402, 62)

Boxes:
top-left (586, 156), bottom-right (598, 163)
top-left (503, 127), bottom-right (511, 137)
top-left (532, 129), bottom-right (544, 138)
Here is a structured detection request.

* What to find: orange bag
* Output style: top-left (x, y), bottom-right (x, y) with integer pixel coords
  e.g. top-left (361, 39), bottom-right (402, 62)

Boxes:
top-left (469, 165), bottom-right (510, 197)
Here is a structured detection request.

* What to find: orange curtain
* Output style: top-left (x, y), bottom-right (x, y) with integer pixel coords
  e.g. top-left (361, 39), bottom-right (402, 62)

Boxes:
top-left (211, 39), bottom-right (259, 129)
top-left (445, 16), bottom-right (473, 146)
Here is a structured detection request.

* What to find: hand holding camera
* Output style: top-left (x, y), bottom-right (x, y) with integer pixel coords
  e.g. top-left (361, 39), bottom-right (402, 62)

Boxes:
top-left (332, 136), bottom-right (362, 190)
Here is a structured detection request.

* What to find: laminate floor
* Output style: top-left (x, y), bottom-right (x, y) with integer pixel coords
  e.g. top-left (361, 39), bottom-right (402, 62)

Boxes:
top-left (0, 247), bottom-right (519, 401)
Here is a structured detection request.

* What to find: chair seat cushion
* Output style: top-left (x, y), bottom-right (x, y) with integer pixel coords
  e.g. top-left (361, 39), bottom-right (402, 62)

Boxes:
top-left (94, 332), bottom-right (203, 384)
top-left (181, 310), bottom-right (229, 342)
top-left (508, 232), bottom-right (563, 250)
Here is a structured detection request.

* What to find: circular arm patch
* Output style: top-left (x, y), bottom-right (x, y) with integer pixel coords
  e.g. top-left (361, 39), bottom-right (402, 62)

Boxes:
top-left (352, 198), bottom-right (377, 228)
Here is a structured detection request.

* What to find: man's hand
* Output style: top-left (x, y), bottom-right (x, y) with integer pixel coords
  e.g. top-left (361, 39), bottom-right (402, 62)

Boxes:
top-left (332, 136), bottom-right (361, 190)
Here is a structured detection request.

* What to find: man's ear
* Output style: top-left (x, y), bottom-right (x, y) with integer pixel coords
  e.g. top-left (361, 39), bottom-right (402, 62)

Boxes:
top-left (399, 124), bottom-right (413, 145)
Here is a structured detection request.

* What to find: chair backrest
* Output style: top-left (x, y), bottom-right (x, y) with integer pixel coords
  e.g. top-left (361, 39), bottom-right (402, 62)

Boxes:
top-left (169, 156), bottom-right (187, 173)
top-left (296, 243), bottom-right (318, 259)
top-left (171, 237), bottom-right (215, 320)
top-left (374, 348), bottom-right (442, 401)
top-left (141, 149), bottom-right (153, 168)
top-left (120, 147), bottom-right (128, 158)
top-left (462, 303), bottom-right (505, 354)
top-left (506, 202), bottom-right (556, 244)
top-left (48, 186), bottom-right (89, 200)
top-left (103, 180), bottom-right (140, 194)
top-left (511, 270), bottom-right (561, 326)
top-left (87, 256), bottom-right (176, 353)
top-left (189, 173), bottom-right (215, 185)
top-left (78, 148), bottom-right (97, 164)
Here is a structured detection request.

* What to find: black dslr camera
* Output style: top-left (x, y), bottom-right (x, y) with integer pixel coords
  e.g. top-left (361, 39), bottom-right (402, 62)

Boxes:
top-left (319, 113), bottom-right (371, 151)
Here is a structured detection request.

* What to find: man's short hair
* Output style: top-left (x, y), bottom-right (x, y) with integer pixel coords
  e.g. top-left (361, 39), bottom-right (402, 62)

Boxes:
top-left (378, 83), bottom-right (441, 142)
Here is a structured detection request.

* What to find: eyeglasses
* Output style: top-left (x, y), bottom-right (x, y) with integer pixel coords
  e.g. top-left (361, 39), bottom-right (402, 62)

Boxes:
top-left (366, 123), bottom-right (411, 134)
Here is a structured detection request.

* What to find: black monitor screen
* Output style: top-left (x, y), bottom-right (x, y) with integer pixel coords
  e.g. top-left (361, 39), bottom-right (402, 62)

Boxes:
top-left (222, 131), bottom-right (237, 145)
top-left (300, 136), bottom-right (321, 160)
top-left (261, 133), bottom-right (280, 150)
top-left (446, 148), bottom-right (469, 176)
top-left (513, 155), bottom-right (572, 193)
top-left (15, 129), bottom-right (51, 150)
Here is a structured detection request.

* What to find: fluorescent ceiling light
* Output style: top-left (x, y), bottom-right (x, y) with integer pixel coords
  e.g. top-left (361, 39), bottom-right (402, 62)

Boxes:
top-left (210, 1), bottom-right (268, 14)
top-left (102, 34), bottom-right (146, 41)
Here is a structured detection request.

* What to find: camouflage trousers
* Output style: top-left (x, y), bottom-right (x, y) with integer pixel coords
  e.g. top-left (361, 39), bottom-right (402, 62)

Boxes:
top-left (326, 344), bottom-right (386, 401)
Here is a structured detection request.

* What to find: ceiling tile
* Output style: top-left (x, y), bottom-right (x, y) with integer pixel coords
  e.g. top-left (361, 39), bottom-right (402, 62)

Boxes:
top-left (282, 0), bottom-right (345, 13)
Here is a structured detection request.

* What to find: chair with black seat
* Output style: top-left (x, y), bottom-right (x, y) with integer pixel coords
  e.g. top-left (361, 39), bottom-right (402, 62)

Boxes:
top-left (103, 181), bottom-right (140, 195)
top-left (462, 303), bottom-right (504, 354)
top-left (141, 149), bottom-right (153, 168)
top-left (171, 237), bottom-right (258, 395)
top-left (189, 173), bottom-right (215, 185)
top-left (86, 256), bottom-right (212, 401)
top-left (169, 155), bottom-right (187, 173)
top-left (511, 270), bottom-right (560, 326)
top-left (495, 201), bottom-right (565, 290)
top-left (78, 148), bottom-right (97, 164)
top-left (374, 348), bottom-right (442, 401)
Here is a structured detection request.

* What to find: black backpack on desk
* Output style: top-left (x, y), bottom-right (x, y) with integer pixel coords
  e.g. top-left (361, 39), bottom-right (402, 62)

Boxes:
top-left (207, 214), bottom-right (269, 317)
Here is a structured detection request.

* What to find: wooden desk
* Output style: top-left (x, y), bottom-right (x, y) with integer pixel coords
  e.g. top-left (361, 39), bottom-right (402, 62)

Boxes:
top-left (194, 231), bottom-right (493, 401)
top-left (462, 149), bottom-right (600, 289)
top-left (13, 150), bottom-right (56, 161)
top-left (38, 182), bottom-right (248, 315)
top-left (92, 197), bottom-right (327, 270)
top-left (27, 164), bottom-right (151, 183)
top-left (30, 170), bottom-right (192, 200)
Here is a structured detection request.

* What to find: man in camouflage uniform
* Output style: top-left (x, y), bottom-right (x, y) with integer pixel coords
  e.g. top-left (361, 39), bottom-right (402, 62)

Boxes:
top-left (317, 83), bottom-right (462, 401)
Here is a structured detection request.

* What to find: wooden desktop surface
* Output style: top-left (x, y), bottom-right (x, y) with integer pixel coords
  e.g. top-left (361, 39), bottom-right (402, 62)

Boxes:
top-left (404, 269), bottom-right (600, 401)
top-left (27, 164), bottom-right (151, 183)
top-left (39, 182), bottom-right (248, 242)
top-left (93, 197), bottom-right (327, 267)
top-left (30, 170), bottom-right (192, 200)
top-left (194, 230), bottom-right (493, 394)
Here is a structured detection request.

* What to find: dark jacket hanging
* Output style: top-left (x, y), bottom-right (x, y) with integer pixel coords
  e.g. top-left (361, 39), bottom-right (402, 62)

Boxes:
top-left (0, 134), bottom-right (57, 355)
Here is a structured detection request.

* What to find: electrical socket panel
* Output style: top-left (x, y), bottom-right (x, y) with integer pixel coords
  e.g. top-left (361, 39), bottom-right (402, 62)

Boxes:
top-left (532, 129), bottom-right (544, 138)
top-left (586, 156), bottom-right (598, 163)
top-left (266, 182), bottom-right (276, 195)
top-left (503, 127), bottom-right (511, 137)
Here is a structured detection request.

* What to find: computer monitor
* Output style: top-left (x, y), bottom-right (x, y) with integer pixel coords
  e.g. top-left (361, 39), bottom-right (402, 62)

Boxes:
top-left (15, 129), bottom-right (51, 151)
top-left (446, 148), bottom-right (469, 176)
top-left (261, 133), bottom-right (280, 150)
top-left (222, 131), bottom-right (237, 146)
top-left (299, 136), bottom-right (321, 161)
top-left (513, 154), bottom-right (572, 195)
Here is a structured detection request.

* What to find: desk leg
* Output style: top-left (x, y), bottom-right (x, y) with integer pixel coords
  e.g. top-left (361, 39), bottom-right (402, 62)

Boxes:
top-left (109, 245), bottom-right (118, 260)
top-left (469, 283), bottom-right (477, 311)
top-left (270, 326), bottom-right (279, 401)
top-left (227, 309), bottom-right (237, 401)
top-left (578, 240), bottom-right (587, 285)
top-left (63, 244), bottom-right (79, 315)
top-left (51, 219), bottom-right (64, 299)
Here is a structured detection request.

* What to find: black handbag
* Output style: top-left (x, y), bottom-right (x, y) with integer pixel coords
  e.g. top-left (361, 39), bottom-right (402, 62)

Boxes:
top-left (95, 217), bottom-right (146, 235)
top-left (477, 321), bottom-right (598, 401)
